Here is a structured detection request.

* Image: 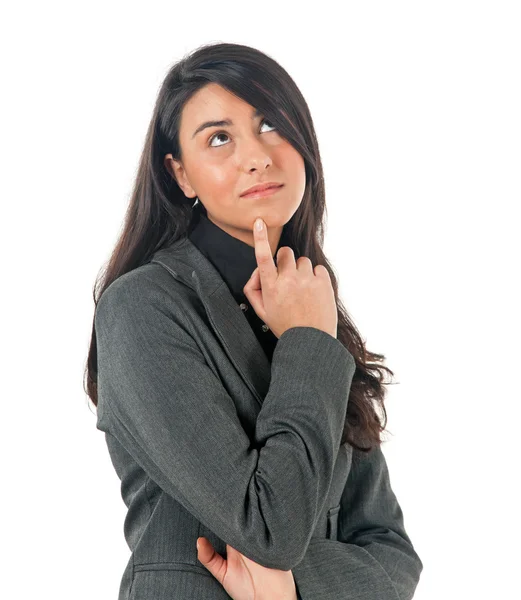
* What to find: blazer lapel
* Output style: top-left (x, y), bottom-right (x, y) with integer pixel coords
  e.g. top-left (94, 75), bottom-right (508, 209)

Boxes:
top-left (149, 236), bottom-right (272, 408)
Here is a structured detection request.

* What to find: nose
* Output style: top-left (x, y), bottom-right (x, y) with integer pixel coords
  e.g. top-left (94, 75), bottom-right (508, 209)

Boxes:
top-left (239, 136), bottom-right (273, 172)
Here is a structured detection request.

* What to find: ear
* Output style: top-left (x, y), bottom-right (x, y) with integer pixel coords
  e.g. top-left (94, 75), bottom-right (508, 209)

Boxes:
top-left (164, 153), bottom-right (197, 199)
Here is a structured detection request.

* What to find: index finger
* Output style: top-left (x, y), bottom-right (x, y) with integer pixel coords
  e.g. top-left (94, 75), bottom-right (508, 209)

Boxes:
top-left (253, 218), bottom-right (278, 284)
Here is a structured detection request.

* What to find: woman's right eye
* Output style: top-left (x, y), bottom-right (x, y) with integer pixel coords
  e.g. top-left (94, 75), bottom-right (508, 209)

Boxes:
top-left (209, 131), bottom-right (230, 148)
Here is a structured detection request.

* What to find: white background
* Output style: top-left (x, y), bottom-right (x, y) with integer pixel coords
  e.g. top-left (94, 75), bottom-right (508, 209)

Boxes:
top-left (1, 1), bottom-right (519, 598)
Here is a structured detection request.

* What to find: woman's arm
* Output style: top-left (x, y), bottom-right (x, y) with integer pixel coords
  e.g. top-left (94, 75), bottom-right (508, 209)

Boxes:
top-left (95, 268), bottom-right (356, 571)
top-left (291, 445), bottom-right (423, 599)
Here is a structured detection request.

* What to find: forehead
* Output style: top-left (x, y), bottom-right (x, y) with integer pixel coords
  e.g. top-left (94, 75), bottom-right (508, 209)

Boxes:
top-left (180, 83), bottom-right (256, 130)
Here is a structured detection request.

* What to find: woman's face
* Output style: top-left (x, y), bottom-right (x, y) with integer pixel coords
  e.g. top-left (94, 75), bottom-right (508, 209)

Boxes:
top-left (165, 83), bottom-right (306, 252)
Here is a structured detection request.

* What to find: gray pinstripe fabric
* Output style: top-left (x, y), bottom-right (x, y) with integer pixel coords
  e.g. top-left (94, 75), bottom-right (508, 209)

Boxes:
top-left (94, 235), bottom-right (423, 599)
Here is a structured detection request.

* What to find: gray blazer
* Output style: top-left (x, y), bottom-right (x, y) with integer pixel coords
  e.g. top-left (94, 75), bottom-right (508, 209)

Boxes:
top-left (94, 234), bottom-right (423, 600)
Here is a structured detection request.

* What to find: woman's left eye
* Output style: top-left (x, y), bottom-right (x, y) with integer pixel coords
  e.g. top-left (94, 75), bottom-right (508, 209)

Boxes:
top-left (260, 118), bottom-right (276, 133)
top-left (208, 118), bottom-right (277, 148)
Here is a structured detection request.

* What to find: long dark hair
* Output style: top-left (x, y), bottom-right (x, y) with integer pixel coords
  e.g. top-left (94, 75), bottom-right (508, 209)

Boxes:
top-left (84, 41), bottom-right (396, 452)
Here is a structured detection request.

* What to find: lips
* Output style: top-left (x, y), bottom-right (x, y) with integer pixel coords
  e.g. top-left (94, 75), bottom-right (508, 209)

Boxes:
top-left (241, 182), bottom-right (283, 197)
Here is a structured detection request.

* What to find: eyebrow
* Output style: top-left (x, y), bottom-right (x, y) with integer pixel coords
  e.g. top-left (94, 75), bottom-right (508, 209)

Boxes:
top-left (191, 108), bottom-right (263, 139)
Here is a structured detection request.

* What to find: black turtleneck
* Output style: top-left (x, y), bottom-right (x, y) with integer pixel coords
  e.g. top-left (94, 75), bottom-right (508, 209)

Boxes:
top-left (188, 202), bottom-right (290, 362)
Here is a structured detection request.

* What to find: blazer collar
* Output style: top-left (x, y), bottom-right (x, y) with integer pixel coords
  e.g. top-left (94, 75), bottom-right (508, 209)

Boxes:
top-left (149, 235), bottom-right (271, 407)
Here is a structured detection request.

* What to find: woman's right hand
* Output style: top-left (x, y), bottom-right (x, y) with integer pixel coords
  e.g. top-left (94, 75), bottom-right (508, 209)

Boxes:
top-left (243, 217), bottom-right (338, 340)
top-left (197, 536), bottom-right (297, 600)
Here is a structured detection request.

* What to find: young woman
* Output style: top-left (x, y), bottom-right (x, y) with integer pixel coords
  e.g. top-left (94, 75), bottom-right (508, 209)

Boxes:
top-left (85, 42), bottom-right (423, 600)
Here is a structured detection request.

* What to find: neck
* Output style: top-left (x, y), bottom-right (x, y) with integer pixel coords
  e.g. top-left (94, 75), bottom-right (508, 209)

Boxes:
top-left (206, 213), bottom-right (283, 257)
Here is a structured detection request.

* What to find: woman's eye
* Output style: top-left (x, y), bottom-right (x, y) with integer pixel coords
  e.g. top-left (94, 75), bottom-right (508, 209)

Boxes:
top-left (208, 118), bottom-right (277, 148)
top-left (261, 119), bottom-right (277, 133)
top-left (208, 131), bottom-right (229, 148)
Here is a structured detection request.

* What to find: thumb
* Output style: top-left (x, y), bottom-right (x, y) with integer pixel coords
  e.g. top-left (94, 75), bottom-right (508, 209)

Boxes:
top-left (243, 267), bottom-right (266, 322)
top-left (196, 537), bottom-right (226, 584)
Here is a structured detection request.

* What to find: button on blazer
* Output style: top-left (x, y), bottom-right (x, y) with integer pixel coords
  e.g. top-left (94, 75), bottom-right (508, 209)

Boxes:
top-left (94, 235), bottom-right (423, 599)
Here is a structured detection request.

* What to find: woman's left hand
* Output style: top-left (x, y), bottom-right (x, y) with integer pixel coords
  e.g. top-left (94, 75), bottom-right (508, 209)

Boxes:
top-left (196, 536), bottom-right (297, 600)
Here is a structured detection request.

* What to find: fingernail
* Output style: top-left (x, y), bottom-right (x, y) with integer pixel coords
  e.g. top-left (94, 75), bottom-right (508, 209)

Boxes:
top-left (196, 539), bottom-right (200, 551)
top-left (255, 218), bottom-right (263, 231)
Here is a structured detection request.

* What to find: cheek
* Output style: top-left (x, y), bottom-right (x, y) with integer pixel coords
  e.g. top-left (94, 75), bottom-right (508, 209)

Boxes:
top-left (281, 148), bottom-right (306, 189)
top-left (197, 163), bottom-right (235, 197)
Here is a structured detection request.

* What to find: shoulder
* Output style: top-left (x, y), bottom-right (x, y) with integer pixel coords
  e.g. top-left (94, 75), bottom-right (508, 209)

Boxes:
top-left (95, 262), bottom-right (194, 329)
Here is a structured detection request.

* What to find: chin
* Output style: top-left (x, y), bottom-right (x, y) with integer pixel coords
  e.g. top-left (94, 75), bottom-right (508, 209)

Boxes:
top-left (257, 206), bottom-right (294, 228)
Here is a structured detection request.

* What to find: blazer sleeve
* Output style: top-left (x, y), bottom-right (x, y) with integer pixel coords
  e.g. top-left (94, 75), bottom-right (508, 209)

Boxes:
top-left (94, 270), bottom-right (356, 571)
top-left (291, 445), bottom-right (424, 600)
